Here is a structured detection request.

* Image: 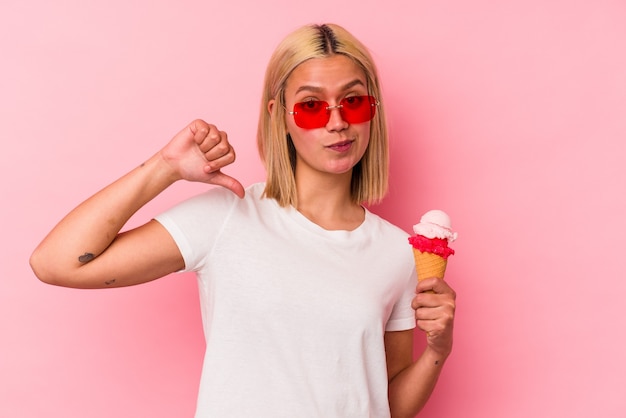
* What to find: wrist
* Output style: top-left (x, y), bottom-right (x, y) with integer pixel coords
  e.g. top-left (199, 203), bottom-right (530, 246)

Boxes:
top-left (147, 151), bottom-right (182, 185)
top-left (423, 344), bottom-right (452, 366)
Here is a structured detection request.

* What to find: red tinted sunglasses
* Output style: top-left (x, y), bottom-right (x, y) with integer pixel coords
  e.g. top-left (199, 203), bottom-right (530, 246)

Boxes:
top-left (287, 95), bottom-right (379, 129)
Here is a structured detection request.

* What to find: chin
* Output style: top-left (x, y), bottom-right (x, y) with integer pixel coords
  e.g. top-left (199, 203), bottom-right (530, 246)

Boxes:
top-left (325, 161), bottom-right (358, 175)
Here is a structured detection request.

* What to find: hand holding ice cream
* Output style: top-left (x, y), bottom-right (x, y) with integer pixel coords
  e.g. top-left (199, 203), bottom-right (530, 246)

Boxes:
top-left (409, 209), bottom-right (457, 359)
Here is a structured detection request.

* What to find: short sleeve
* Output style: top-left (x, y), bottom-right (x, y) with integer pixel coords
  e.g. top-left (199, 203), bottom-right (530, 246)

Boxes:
top-left (385, 255), bottom-right (417, 332)
top-left (154, 187), bottom-right (239, 272)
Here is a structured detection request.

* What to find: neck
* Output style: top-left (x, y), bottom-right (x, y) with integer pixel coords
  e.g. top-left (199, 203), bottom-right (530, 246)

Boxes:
top-left (294, 169), bottom-right (364, 231)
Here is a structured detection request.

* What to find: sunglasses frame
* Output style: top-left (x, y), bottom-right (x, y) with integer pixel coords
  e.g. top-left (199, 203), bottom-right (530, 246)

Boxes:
top-left (287, 95), bottom-right (379, 129)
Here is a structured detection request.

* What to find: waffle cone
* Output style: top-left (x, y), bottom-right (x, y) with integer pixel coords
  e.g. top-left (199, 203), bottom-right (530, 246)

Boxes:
top-left (412, 249), bottom-right (448, 282)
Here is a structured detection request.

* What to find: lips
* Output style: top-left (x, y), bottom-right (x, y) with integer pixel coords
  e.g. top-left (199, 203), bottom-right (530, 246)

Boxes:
top-left (326, 139), bottom-right (354, 152)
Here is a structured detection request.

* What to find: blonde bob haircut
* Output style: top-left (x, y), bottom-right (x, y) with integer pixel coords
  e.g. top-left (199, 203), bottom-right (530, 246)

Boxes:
top-left (257, 23), bottom-right (389, 207)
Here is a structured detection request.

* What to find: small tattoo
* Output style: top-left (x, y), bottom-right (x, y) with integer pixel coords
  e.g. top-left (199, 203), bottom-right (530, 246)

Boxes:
top-left (434, 360), bottom-right (440, 366)
top-left (104, 279), bottom-right (116, 286)
top-left (78, 253), bottom-right (95, 263)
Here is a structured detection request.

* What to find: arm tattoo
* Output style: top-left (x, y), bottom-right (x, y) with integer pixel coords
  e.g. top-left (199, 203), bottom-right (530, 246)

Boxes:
top-left (78, 253), bottom-right (95, 263)
top-left (104, 279), bottom-right (117, 286)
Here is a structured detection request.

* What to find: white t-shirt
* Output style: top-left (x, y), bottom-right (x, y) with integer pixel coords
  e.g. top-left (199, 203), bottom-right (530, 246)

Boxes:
top-left (155, 183), bottom-right (416, 418)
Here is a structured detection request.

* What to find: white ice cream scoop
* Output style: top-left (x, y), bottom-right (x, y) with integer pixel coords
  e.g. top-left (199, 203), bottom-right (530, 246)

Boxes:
top-left (413, 209), bottom-right (458, 242)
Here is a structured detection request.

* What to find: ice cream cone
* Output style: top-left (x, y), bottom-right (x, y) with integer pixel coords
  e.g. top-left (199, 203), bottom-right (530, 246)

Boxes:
top-left (412, 248), bottom-right (448, 282)
top-left (409, 209), bottom-right (457, 291)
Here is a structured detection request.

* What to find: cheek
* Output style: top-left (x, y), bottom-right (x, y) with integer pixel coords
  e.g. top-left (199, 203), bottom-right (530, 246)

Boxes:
top-left (286, 121), bottom-right (316, 146)
top-left (285, 119), bottom-right (301, 141)
top-left (288, 131), bottom-right (315, 153)
top-left (358, 124), bottom-right (372, 148)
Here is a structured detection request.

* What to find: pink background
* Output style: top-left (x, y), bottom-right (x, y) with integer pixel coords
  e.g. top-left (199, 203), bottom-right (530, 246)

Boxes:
top-left (2, 1), bottom-right (625, 417)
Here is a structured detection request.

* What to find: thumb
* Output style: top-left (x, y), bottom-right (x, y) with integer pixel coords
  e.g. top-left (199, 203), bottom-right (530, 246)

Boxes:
top-left (206, 170), bottom-right (245, 198)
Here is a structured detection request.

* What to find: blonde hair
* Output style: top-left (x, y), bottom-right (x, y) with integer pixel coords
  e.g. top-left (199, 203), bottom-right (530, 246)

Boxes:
top-left (257, 23), bottom-right (389, 207)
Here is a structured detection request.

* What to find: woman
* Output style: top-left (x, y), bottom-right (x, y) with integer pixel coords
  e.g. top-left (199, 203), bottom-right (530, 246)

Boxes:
top-left (30, 23), bottom-right (456, 417)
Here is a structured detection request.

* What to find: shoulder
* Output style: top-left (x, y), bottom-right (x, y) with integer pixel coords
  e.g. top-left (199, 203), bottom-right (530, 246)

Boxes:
top-left (155, 183), bottom-right (269, 229)
top-left (179, 182), bottom-right (267, 209)
top-left (204, 182), bottom-right (281, 221)
top-left (365, 209), bottom-right (410, 241)
top-left (363, 210), bottom-right (413, 266)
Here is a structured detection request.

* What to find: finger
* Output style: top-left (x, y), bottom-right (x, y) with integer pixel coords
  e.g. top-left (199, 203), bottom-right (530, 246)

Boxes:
top-left (416, 319), bottom-right (437, 334)
top-left (207, 171), bottom-right (245, 198)
top-left (415, 306), bottom-right (440, 321)
top-left (204, 146), bottom-right (236, 175)
top-left (412, 295), bottom-right (436, 313)
top-left (432, 278), bottom-right (455, 296)
top-left (197, 126), bottom-right (224, 153)
top-left (411, 288), bottom-right (456, 312)
top-left (416, 303), bottom-right (455, 326)
top-left (417, 319), bottom-right (450, 339)
top-left (188, 119), bottom-right (210, 139)
top-left (203, 136), bottom-right (234, 163)
top-left (418, 309), bottom-right (455, 334)
top-left (416, 277), bottom-right (455, 296)
top-left (414, 307), bottom-right (455, 338)
top-left (411, 287), bottom-right (439, 310)
top-left (415, 277), bottom-right (439, 294)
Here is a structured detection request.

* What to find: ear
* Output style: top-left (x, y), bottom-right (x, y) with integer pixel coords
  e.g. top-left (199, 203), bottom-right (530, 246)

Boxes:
top-left (267, 98), bottom-right (291, 135)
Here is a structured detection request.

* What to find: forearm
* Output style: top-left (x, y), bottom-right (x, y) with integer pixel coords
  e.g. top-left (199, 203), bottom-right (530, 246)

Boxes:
top-left (30, 152), bottom-right (177, 284)
top-left (388, 346), bottom-right (449, 418)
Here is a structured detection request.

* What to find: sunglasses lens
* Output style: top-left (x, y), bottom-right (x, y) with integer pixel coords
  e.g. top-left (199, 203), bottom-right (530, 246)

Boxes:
top-left (292, 100), bottom-right (329, 129)
top-left (341, 95), bottom-right (377, 124)
top-left (291, 96), bottom-right (377, 129)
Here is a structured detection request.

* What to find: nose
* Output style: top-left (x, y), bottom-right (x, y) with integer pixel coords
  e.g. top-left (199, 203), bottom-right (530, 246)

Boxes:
top-left (326, 105), bottom-right (348, 130)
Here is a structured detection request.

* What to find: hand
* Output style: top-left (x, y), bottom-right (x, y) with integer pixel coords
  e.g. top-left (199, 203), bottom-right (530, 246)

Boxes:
top-left (411, 278), bottom-right (456, 357)
top-left (159, 119), bottom-right (245, 197)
